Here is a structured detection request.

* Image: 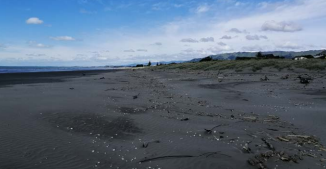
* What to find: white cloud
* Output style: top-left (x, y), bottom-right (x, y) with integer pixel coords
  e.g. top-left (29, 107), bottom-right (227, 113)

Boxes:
top-left (26, 17), bottom-right (43, 24)
top-left (245, 35), bottom-right (268, 40)
top-left (50, 36), bottom-right (76, 41)
top-left (80, 9), bottom-right (97, 14)
top-left (27, 41), bottom-right (51, 48)
top-left (137, 49), bottom-right (148, 52)
top-left (262, 20), bottom-right (302, 32)
top-left (3, 0), bottom-right (326, 66)
top-left (245, 35), bottom-right (260, 40)
top-left (242, 45), bottom-right (263, 51)
top-left (276, 42), bottom-right (302, 49)
top-left (228, 28), bottom-right (248, 34)
top-left (218, 0), bottom-right (326, 32)
top-left (196, 4), bottom-right (210, 14)
top-left (259, 35), bottom-right (268, 39)
top-left (152, 42), bottom-right (162, 46)
top-left (26, 53), bottom-right (47, 57)
top-left (217, 42), bottom-right (227, 46)
top-left (124, 49), bottom-right (135, 52)
top-left (200, 37), bottom-right (215, 42)
top-left (182, 48), bottom-right (195, 53)
top-left (207, 45), bottom-right (233, 54)
top-left (220, 35), bottom-right (232, 39)
top-left (180, 38), bottom-right (199, 43)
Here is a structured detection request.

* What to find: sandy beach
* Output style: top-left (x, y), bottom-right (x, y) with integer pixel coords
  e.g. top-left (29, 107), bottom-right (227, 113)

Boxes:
top-left (0, 68), bottom-right (325, 169)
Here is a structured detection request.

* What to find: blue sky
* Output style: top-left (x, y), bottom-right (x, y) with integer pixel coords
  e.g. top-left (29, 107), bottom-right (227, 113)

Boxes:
top-left (0, 0), bottom-right (325, 66)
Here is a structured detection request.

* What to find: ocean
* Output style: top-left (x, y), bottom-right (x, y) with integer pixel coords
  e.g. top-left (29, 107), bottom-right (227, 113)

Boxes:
top-left (0, 66), bottom-right (111, 74)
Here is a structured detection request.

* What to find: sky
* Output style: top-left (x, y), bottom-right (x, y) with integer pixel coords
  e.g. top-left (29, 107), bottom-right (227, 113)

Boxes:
top-left (0, 0), bottom-right (325, 66)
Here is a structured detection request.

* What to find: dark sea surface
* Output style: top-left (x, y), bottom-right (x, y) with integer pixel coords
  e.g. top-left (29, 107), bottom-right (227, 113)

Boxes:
top-left (0, 66), bottom-right (112, 73)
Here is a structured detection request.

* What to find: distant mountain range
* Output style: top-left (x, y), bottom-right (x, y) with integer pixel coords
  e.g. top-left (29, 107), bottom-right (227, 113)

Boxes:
top-left (189, 50), bottom-right (325, 62)
top-left (111, 50), bottom-right (325, 67)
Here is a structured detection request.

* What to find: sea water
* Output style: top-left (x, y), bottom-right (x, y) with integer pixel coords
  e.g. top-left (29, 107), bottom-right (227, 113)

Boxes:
top-left (0, 66), bottom-right (111, 73)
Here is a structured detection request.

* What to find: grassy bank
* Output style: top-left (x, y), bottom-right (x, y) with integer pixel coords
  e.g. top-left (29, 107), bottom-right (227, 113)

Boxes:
top-left (154, 59), bottom-right (326, 72)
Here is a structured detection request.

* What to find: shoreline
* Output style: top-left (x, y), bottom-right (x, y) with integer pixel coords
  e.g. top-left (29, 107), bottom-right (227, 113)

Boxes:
top-left (0, 69), bottom-right (121, 87)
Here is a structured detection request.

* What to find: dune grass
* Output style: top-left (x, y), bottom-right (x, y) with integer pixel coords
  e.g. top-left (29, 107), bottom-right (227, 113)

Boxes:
top-left (154, 59), bottom-right (326, 72)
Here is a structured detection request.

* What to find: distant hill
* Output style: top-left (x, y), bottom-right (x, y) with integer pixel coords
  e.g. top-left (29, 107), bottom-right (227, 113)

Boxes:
top-left (316, 50), bottom-right (326, 56)
top-left (189, 50), bottom-right (325, 62)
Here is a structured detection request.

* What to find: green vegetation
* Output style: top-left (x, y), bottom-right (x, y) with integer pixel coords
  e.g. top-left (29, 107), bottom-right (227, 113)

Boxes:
top-left (154, 59), bottom-right (326, 71)
top-left (136, 64), bottom-right (144, 67)
top-left (256, 52), bottom-right (263, 58)
top-left (199, 56), bottom-right (213, 62)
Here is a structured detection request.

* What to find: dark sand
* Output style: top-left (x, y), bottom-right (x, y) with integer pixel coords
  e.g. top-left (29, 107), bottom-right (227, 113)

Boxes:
top-left (0, 69), bottom-right (325, 169)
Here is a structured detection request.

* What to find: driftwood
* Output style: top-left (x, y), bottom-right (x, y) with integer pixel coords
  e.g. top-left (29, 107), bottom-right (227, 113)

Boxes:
top-left (242, 116), bottom-right (258, 122)
top-left (205, 124), bottom-right (228, 134)
top-left (261, 138), bottom-right (275, 151)
top-left (180, 118), bottom-right (189, 121)
top-left (142, 140), bottom-right (160, 148)
top-left (139, 152), bottom-right (231, 163)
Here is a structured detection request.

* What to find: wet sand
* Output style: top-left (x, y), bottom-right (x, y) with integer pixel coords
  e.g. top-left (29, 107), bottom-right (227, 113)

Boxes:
top-left (0, 69), bottom-right (325, 169)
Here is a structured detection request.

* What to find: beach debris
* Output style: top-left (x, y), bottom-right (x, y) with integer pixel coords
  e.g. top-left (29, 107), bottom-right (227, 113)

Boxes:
top-left (242, 143), bottom-right (252, 153)
top-left (133, 93), bottom-right (140, 99)
top-left (204, 124), bottom-right (228, 134)
top-left (287, 135), bottom-right (311, 139)
top-left (180, 118), bottom-right (189, 121)
top-left (248, 156), bottom-right (267, 169)
top-left (261, 150), bottom-right (274, 158)
top-left (274, 134), bottom-right (321, 147)
top-left (277, 136), bottom-right (290, 142)
top-left (198, 100), bottom-right (207, 106)
top-left (142, 140), bottom-right (160, 148)
top-left (261, 138), bottom-right (275, 151)
top-left (320, 147), bottom-right (326, 152)
top-left (260, 76), bottom-right (269, 81)
top-left (263, 115), bottom-right (280, 123)
top-left (267, 115), bottom-right (279, 120)
top-left (248, 150), bottom-right (304, 168)
top-left (280, 154), bottom-right (291, 162)
top-left (297, 75), bottom-right (312, 84)
top-left (69, 88), bottom-right (74, 90)
top-left (139, 152), bottom-right (230, 163)
top-left (267, 128), bottom-right (278, 131)
top-left (281, 74), bottom-right (289, 79)
top-left (242, 116), bottom-right (258, 122)
top-left (105, 88), bottom-right (117, 91)
top-left (307, 153), bottom-right (317, 158)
